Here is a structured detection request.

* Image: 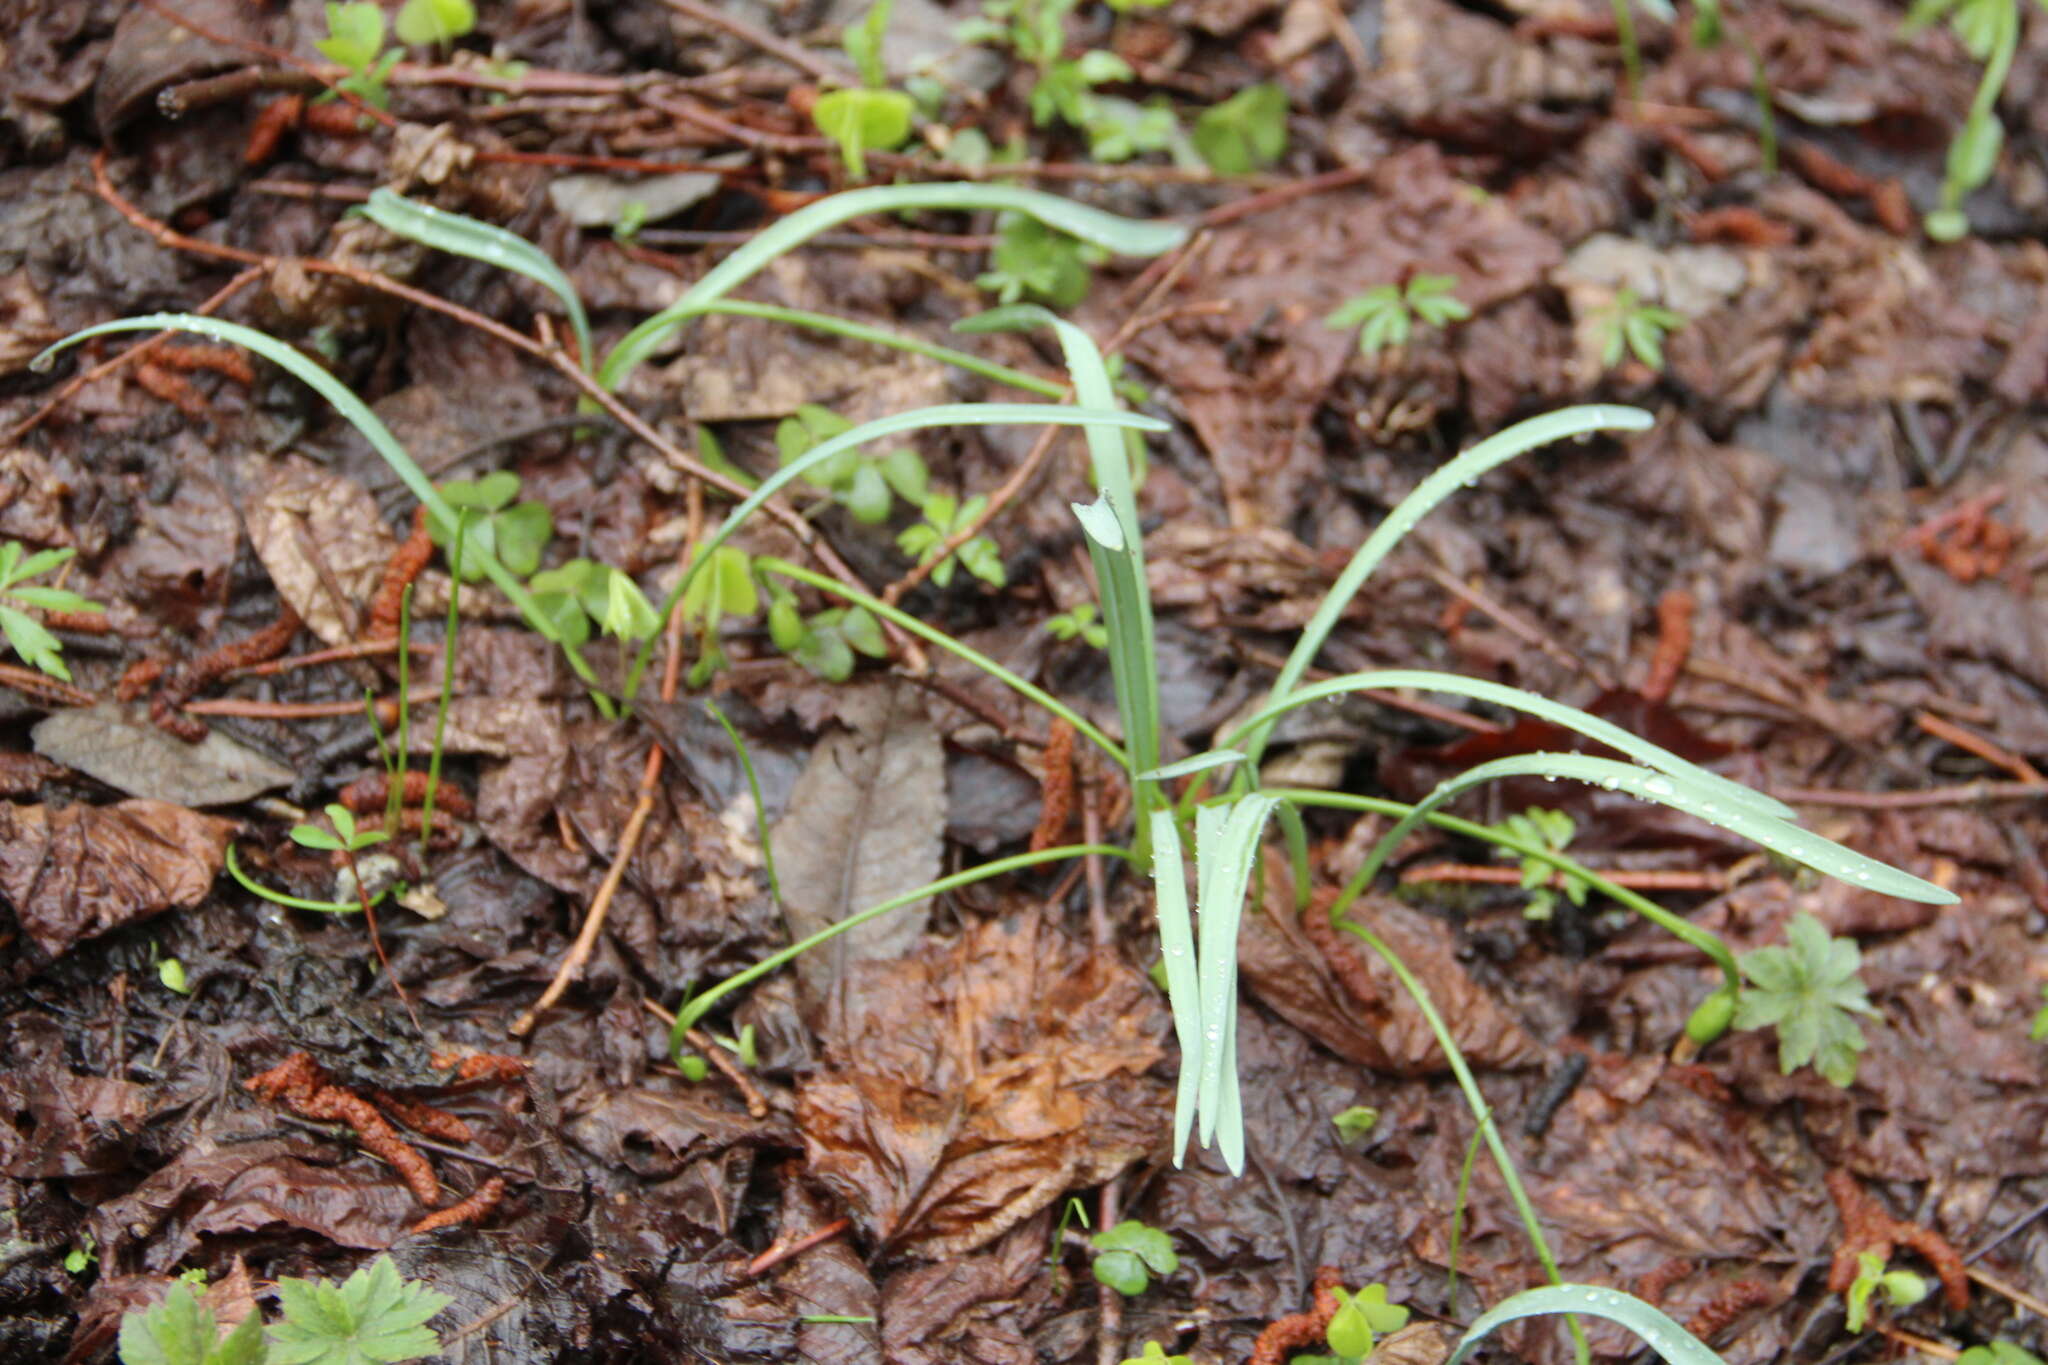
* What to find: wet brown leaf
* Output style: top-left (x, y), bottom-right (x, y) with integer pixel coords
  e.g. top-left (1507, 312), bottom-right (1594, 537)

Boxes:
top-left (1241, 876), bottom-right (1543, 1074)
top-left (774, 681), bottom-right (944, 1000)
top-left (33, 701), bottom-right (297, 806)
top-left (799, 914), bottom-right (1171, 1258)
top-left (0, 797), bottom-right (233, 957)
top-left (244, 454), bottom-right (397, 647)
top-left (878, 1213), bottom-right (1047, 1365)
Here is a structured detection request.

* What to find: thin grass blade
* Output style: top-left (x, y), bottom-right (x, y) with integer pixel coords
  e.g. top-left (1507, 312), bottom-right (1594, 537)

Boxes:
top-left (600, 184), bottom-right (1187, 390)
top-left (622, 402), bottom-right (1165, 701)
top-left (360, 190), bottom-right (594, 372)
top-left (1226, 669), bottom-right (1794, 820)
top-left (1359, 752), bottom-right (1955, 904)
top-left (35, 316), bottom-right (605, 697)
top-left (1149, 809), bottom-right (1200, 1165)
top-left (1244, 405), bottom-right (1653, 769)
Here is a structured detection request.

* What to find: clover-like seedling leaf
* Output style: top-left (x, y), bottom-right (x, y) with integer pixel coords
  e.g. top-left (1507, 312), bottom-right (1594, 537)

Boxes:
top-left (1327, 1288), bottom-right (1378, 1359)
top-left (394, 0), bottom-right (474, 45)
top-left (680, 546), bottom-right (757, 625)
top-left (813, 88), bottom-right (915, 178)
top-left (1120, 1343), bottom-right (1191, 1365)
top-left (601, 570), bottom-right (660, 641)
top-left (315, 1), bottom-right (386, 72)
top-left (977, 216), bottom-right (1097, 307)
top-left (1959, 1343), bottom-right (2048, 1365)
top-left (1092, 1221), bottom-right (1178, 1298)
top-left (1192, 83), bottom-right (1289, 173)
top-left (1733, 911), bottom-right (1876, 1087)
top-left (266, 1256), bottom-right (449, 1365)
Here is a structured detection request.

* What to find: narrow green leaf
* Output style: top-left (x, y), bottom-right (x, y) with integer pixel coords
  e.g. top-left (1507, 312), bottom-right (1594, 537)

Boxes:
top-left (1446, 1285), bottom-right (1723, 1365)
top-left (359, 190), bottom-right (593, 372)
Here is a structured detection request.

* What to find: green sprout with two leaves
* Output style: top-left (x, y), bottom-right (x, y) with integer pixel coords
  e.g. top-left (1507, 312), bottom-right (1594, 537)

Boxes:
top-left (0, 541), bottom-right (103, 681)
top-left (1843, 1251), bottom-right (1930, 1333)
top-left (814, 0), bottom-right (917, 177)
top-left (1326, 274), bottom-right (1472, 356)
top-left (1497, 807), bottom-right (1588, 920)
top-left (314, 0), bottom-right (476, 110)
top-left (1903, 0), bottom-right (2038, 241)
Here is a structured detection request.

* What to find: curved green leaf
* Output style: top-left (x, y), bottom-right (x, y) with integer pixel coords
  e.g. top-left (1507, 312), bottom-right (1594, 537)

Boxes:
top-left (1243, 405), bottom-right (1654, 769)
top-left (360, 189), bottom-right (593, 372)
top-left (1446, 1284), bottom-right (1726, 1365)
top-left (599, 184), bottom-right (1187, 391)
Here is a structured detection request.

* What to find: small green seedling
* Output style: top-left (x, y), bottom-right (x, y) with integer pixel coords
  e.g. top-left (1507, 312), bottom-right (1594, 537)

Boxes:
top-left (1030, 50), bottom-right (1133, 128)
top-left (64, 1233), bottom-right (95, 1275)
top-left (1498, 808), bottom-right (1587, 920)
top-left (1595, 289), bottom-right (1685, 372)
top-left (1325, 275), bottom-right (1471, 356)
top-left (430, 473), bottom-right (552, 581)
top-left (1090, 1219), bottom-right (1177, 1296)
top-left (1959, 1343), bottom-right (2048, 1365)
top-left (898, 493), bottom-right (1005, 588)
top-left (1903, 0), bottom-right (2023, 240)
top-left (1843, 1251), bottom-right (1929, 1332)
top-left (1293, 1282), bottom-right (1411, 1364)
top-left (1191, 83), bottom-right (1289, 174)
top-left (1121, 1344), bottom-right (1192, 1365)
top-left (612, 200), bottom-right (650, 246)
top-left (1330, 1104), bottom-right (1380, 1145)
top-left (1732, 911), bottom-right (1876, 1087)
top-left (528, 559), bottom-right (657, 651)
top-left (814, 0), bottom-right (916, 177)
top-left (393, 0), bottom-right (475, 47)
top-left (2030, 984), bottom-right (2048, 1042)
top-left (776, 404), bottom-right (928, 523)
top-left (158, 957), bottom-right (192, 996)
top-left (977, 216), bottom-right (1104, 307)
top-left (292, 803), bottom-right (387, 856)
top-left (1045, 603), bottom-right (1108, 649)
top-left (0, 541), bottom-right (103, 681)
top-left (680, 545), bottom-right (760, 686)
top-left (779, 600), bottom-right (888, 682)
top-left (313, 2), bottom-right (401, 108)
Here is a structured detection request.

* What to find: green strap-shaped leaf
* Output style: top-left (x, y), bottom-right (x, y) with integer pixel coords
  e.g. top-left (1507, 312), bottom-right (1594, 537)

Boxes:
top-left (1447, 1284), bottom-right (1726, 1365)
top-left (1149, 809), bottom-right (1201, 1165)
top-left (599, 183), bottom-right (1187, 391)
top-left (622, 401), bottom-right (1165, 703)
top-left (360, 189), bottom-right (594, 372)
top-left (1190, 792), bottom-right (1277, 1173)
top-left (1243, 405), bottom-right (1654, 770)
top-left (1225, 668), bottom-right (1795, 821)
top-left (35, 315), bottom-right (605, 698)
top-left (1357, 752), bottom-right (1955, 905)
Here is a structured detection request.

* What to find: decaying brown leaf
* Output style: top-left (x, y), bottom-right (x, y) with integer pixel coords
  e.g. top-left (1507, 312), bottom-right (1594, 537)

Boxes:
top-left (243, 454), bottom-right (397, 646)
top-left (33, 702), bottom-right (296, 807)
top-left (773, 681), bottom-right (944, 1000)
top-left (798, 914), bottom-right (1171, 1259)
top-left (0, 797), bottom-right (234, 957)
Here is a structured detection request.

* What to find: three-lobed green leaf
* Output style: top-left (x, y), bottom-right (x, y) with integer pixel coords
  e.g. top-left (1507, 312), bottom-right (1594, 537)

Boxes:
top-left (1090, 1219), bottom-right (1178, 1296)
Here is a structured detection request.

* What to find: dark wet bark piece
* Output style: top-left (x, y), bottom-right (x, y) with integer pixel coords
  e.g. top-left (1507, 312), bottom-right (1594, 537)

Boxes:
top-left (0, 798), bottom-right (234, 958)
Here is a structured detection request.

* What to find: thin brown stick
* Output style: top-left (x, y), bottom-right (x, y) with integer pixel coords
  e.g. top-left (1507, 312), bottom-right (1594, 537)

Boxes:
top-left (0, 664), bottom-right (96, 708)
top-left (640, 999), bottom-right (771, 1118)
top-left (1915, 709), bottom-right (2045, 784)
top-left (744, 1218), bottom-right (851, 1278)
top-left (7, 265), bottom-right (264, 443)
top-left (513, 745), bottom-right (662, 1037)
top-left (136, 0), bottom-right (396, 127)
top-left (1400, 862), bottom-right (1726, 892)
top-left (228, 638), bottom-right (435, 678)
top-left (654, 0), bottom-right (856, 84)
top-left (1316, 0), bottom-right (1375, 83)
top-left (1770, 781), bottom-right (2048, 808)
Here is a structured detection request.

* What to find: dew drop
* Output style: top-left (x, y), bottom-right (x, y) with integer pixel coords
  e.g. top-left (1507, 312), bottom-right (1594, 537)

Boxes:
top-left (1643, 777), bottom-right (1675, 798)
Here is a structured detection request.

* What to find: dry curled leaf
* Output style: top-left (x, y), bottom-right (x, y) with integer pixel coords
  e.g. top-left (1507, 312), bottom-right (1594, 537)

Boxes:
top-left (243, 454), bottom-right (397, 647)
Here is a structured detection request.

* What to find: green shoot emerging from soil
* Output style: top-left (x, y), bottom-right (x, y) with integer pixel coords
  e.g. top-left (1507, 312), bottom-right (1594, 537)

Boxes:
top-left (0, 541), bottom-right (103, 681)
top-left (1326, 274), bottom-right (1471, 356)
top-left (1596, 288), bottom-right (1686, 371)
top-left (1843, 1251), bottom-right (1930, 1332)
